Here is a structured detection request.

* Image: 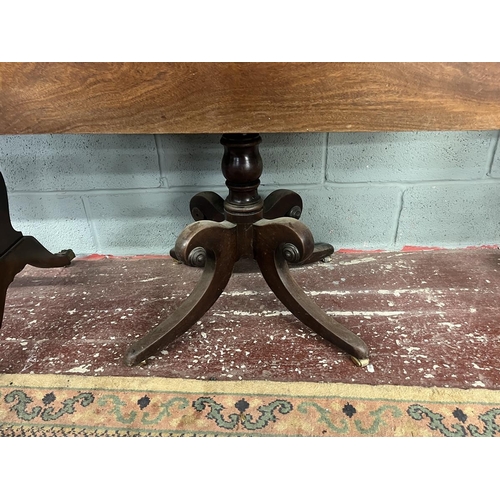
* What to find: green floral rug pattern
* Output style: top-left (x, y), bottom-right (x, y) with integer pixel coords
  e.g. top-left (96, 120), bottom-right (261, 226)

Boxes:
top-left (1, 374), bottom-right (499, 436)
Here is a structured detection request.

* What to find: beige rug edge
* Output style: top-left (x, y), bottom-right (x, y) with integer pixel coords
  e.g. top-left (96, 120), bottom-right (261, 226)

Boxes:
top-left (1, 372), bottom-right (499, 404)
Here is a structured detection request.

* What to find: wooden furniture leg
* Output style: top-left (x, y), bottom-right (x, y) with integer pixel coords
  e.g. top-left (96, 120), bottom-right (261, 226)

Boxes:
top-left (127, 134), bottom-right (369, 367)
top-left (125, 220), bottom-right (238, 366)
top-left (0, 172), bottom-right (75, 327)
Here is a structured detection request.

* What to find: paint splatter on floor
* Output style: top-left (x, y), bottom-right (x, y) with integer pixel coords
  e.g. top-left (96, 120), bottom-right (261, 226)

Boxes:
top-left (1, 249), bottom-right (500, 390)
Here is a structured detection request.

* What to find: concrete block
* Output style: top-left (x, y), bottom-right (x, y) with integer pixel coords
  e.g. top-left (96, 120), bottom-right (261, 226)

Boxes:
top-left (327, 131), bottom-right (495, 183)
top-left (86, 190), bottom-right (197, 255)
top-left (396, 182), bottom-right (500, 248)
top-left (259, 133), bottom-right (325, 186)
top-left (8, 193), bottom-right (96, 255)
top-left (157, 134), bottom-right (223, 187)
top-left (0, 135), bottom-right (160, 191)
top-left (159, 133), bottom-right (325, 187)
top-left (270, 185), bottom-right (401, 250)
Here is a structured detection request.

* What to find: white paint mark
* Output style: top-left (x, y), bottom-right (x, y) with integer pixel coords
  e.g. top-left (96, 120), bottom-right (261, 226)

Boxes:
top-left (308, 290), bottom-right (351, 296)
top-left (226, 310), bottom-right (291, 317)
top-left (403, 347), bottom-right (421, 354)
top-left (438, 322), bottom-right (462, 329)
top-left (338, 257), bottom-right (377, 266)
top-left (472, 363), bottom-right (490, 371)
top-left (330, 311), bottom-right (405, 317)
top-left (67, 364), bottom-right (92, 373)
top-left (472, 380), bottom-right (486, 387)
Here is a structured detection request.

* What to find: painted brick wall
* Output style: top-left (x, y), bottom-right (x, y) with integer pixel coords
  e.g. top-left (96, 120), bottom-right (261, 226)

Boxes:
top-left (1, 131), bottom-right (499, 256)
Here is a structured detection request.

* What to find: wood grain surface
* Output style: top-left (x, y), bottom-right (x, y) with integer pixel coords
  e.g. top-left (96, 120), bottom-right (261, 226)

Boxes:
top-left (1, 62), bottom-right (500, 134)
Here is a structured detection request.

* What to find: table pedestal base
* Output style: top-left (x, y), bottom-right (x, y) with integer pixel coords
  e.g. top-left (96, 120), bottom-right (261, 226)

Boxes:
top-left (125, 134), bottom-right (369, 367)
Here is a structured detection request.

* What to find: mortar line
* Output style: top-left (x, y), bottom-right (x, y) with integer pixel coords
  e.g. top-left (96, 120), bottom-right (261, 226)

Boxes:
top-left (154, 134), bottom-right (169, 188)
top-left (321, 133), bottom-right (329, 184)
top-left (486, 130), bottom-right (500, 177)
top-left (392, 188), bottom-right (406, 247)
top-left (9, 175), bottom-right (500, 198)
top-left (80, 196), bottom-right (101, 254)
top-left (10, 175), bottom-right (500, 199)
top-left (325, 177), bottom-right (500, 188)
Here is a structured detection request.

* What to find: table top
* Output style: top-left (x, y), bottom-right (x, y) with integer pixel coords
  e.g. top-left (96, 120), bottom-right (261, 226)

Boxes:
top-left (1, 62), bottom-right (500, 135)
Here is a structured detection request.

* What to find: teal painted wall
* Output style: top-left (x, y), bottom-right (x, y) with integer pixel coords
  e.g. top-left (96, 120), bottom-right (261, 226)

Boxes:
top-left (1, 131), bottom-right (499, 256)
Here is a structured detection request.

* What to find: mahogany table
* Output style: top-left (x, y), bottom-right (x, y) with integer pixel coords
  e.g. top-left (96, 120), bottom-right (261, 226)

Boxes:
top-left (1, 63), bottom-right (500, 368)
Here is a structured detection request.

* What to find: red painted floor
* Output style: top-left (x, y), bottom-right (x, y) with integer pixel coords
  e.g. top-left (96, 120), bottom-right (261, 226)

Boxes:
top-left (1, 249), bottom-right (500, 390)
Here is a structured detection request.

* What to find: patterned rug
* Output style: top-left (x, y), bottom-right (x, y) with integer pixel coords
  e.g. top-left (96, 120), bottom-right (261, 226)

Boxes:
top-left (1, 373), bottom-right (499, 436)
